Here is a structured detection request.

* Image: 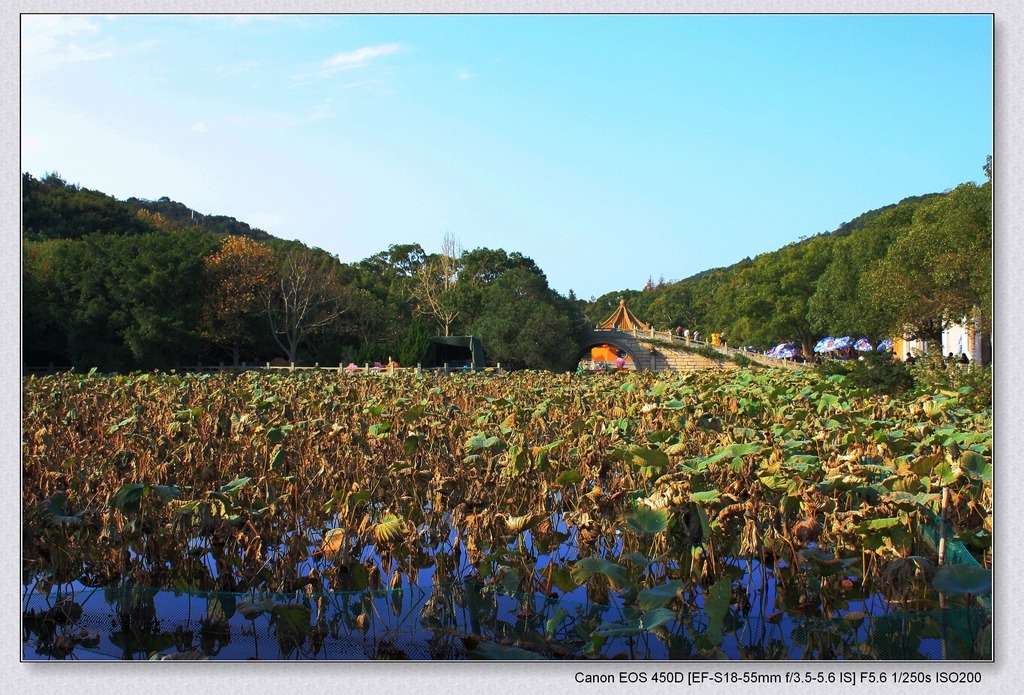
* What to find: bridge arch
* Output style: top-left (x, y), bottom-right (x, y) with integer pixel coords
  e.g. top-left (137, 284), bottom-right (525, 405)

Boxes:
top-left (575, 328), bottom-right (653, 371)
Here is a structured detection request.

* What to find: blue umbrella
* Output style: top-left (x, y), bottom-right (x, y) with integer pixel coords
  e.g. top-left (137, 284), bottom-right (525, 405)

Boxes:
top-left (769, 341), bottom-right (800, 359)
top-left (876, 338), bottom-right (894, 351)
top-left (813, 337), bottom-right (833, 353)
top-left (832, 336), bottom-right (853, 350)
top-left (854, 338), bottom-right (873, 352)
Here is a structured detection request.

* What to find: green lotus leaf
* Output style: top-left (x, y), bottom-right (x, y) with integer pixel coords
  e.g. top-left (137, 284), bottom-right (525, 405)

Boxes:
top-left (369, 422), bottom-right (392, 437)
top-left (38, 492), bottom-right (88, 527)
top-left (373, 513), bottom-right (406, 544)
top-left (637, 580), bottom-right (684, 610)
top-left (270, 603), bottom-right (311, 631)
top-left (403, 434), bottom-right (420, 455)
top-left (556, 470), bottom-right (583, 485)
top-left (545, 607), bottom-right (569, 638)
top-left (704, 576), bottom-right (732, 647)
top-left (238, 597), bottom-right (274, 620)
top-left (959, 450), bottom-right (991, 479)
top-left (465, 433), bottom-right (501, 451)
top-left (690, 490), bottom-right (720, 503)
top-left (218, 477), bottom-right (251, 496)
top-left (626, 506), bottom-right (669, 535)
top-left (571, 557), bottom-right (630, 590)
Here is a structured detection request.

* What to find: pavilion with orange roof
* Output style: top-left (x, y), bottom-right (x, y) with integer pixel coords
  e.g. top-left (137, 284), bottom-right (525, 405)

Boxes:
top-left (590, 299), bottom-right (649, 366)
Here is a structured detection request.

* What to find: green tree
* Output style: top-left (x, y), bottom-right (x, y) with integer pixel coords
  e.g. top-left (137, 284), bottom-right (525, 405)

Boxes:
top-left (22, 173), bottom-right (153, 241)
top-left (395, 318), bottom-right (433, 366)
top-left (49, 230), bottom-right (215, 370)
top-left (645, 281), bottom-right (702, 332)
top-left (22, 239), bottom-right (75, 366)
top-left (862, 181), bottom-right (991, 345)
top-left (472, 268), bottom-right (581, 371)
top-left (716, 237), bottom-right (833, 353)
top-left (808, 204), bottom-right (913, 340)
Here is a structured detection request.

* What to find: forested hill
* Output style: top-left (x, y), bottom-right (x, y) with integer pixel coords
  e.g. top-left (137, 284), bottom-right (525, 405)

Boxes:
top-left (21, 172), bottom-right (273, 242)
top-left (670, 192), bottom-right (945, 286)
top-left (827, 193), bottom-right (942, 238)
top-left (584, 161), bottom-right (991, 362)
top-left (22, 171), bottom-right (588, 373)
top-left (21, 164), bottom-right (991, 372)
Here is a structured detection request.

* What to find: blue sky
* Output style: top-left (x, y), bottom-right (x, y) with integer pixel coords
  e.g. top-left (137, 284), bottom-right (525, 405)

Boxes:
top-left (21, 13), bottom-right (993, 300)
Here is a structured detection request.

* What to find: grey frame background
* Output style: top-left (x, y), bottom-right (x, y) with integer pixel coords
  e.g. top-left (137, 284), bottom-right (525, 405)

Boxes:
top-left (2, 2), bottom-right (1016, 694)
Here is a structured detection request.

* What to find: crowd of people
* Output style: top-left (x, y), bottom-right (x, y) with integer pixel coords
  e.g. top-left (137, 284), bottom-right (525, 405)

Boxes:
top-left (673, 326), bottom-right (701, 343)
top-left (905, 351), bottom-right (972, 367)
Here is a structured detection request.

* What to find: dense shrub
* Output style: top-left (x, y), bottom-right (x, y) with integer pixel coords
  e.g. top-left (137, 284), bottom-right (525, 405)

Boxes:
top-left (815, 351), bottom-right (913, 396)
top-left (911, 355), bottom-right (992, 410)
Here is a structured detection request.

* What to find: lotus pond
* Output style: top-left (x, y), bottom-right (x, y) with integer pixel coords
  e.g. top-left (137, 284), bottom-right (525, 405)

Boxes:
top-left (22, 368), bottom-right (992, 660)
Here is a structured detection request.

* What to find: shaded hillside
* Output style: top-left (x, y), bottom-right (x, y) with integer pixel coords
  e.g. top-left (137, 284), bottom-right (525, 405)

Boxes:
top-left (125, 196), bottom-right (273, 241)
top-left (22, 172), bottom-right (274, 242)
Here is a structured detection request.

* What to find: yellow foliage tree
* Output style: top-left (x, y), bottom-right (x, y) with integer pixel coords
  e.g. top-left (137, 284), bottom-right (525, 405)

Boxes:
top-left (200, 236), bottom-right (276, 365)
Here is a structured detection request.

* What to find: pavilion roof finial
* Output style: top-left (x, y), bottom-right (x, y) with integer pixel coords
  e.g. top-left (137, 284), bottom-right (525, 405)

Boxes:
top-left (599, 299), bottom-right (650, 331)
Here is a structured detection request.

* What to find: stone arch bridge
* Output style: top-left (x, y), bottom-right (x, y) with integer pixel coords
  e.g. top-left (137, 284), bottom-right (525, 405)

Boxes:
top-left (578, 328), bottom-right (804, 373)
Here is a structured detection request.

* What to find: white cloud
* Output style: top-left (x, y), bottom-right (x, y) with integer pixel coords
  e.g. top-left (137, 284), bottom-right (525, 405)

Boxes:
top-left (62, 42), bottom-right (114, 63)
top-left (293, 43), bottom-right (403, 82)
top-left (456, 69), bottom-right (473, 81)
top-left (191, 122), bottom-right (208, 133)
top-left (22, 16), bottom-right (157, 71)
top-left (22, 16), bottom-right (106, 68)
top-left (22, 15), bottom-right (101, 50)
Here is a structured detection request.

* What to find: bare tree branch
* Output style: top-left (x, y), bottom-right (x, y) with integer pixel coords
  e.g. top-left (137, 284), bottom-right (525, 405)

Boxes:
top-left (266, 248), bottom-right (345, 363)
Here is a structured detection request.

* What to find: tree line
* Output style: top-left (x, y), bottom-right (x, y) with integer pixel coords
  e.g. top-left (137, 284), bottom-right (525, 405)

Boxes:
top-left (22, 173), bottom-right (589, 372)
top-left (585, 159), bottom-right (992, 362)
top-left (23, 160), bottom-right (991, 373)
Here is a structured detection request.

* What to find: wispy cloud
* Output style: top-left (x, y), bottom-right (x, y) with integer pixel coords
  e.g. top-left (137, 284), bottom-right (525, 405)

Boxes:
top-left (292, 43), bottom-right (403, 83)
top-left (22, 15), bottom-right (101, 48)
top-left (22, 16), bottom-right (108, 68)
top-left (22, 15), bottom-right (158, 71)
top-left (456, 69), bottom-right (474, 81)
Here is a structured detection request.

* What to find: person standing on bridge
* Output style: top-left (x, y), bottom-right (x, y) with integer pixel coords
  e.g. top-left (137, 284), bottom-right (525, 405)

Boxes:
top-left (683, 328), bottom-right (690, 345)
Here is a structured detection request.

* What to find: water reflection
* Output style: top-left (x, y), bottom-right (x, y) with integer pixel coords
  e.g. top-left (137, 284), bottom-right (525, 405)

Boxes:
top-left (23, 569), bottom-right (989, 661)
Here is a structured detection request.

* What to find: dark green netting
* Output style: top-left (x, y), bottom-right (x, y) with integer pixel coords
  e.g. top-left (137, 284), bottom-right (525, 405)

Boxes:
top-left (21, 581), bottom-right (991, 661)
top-left (22, 511), bottom-right (990, 661)
top-left (22, 520), bottom-right (991, 662)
